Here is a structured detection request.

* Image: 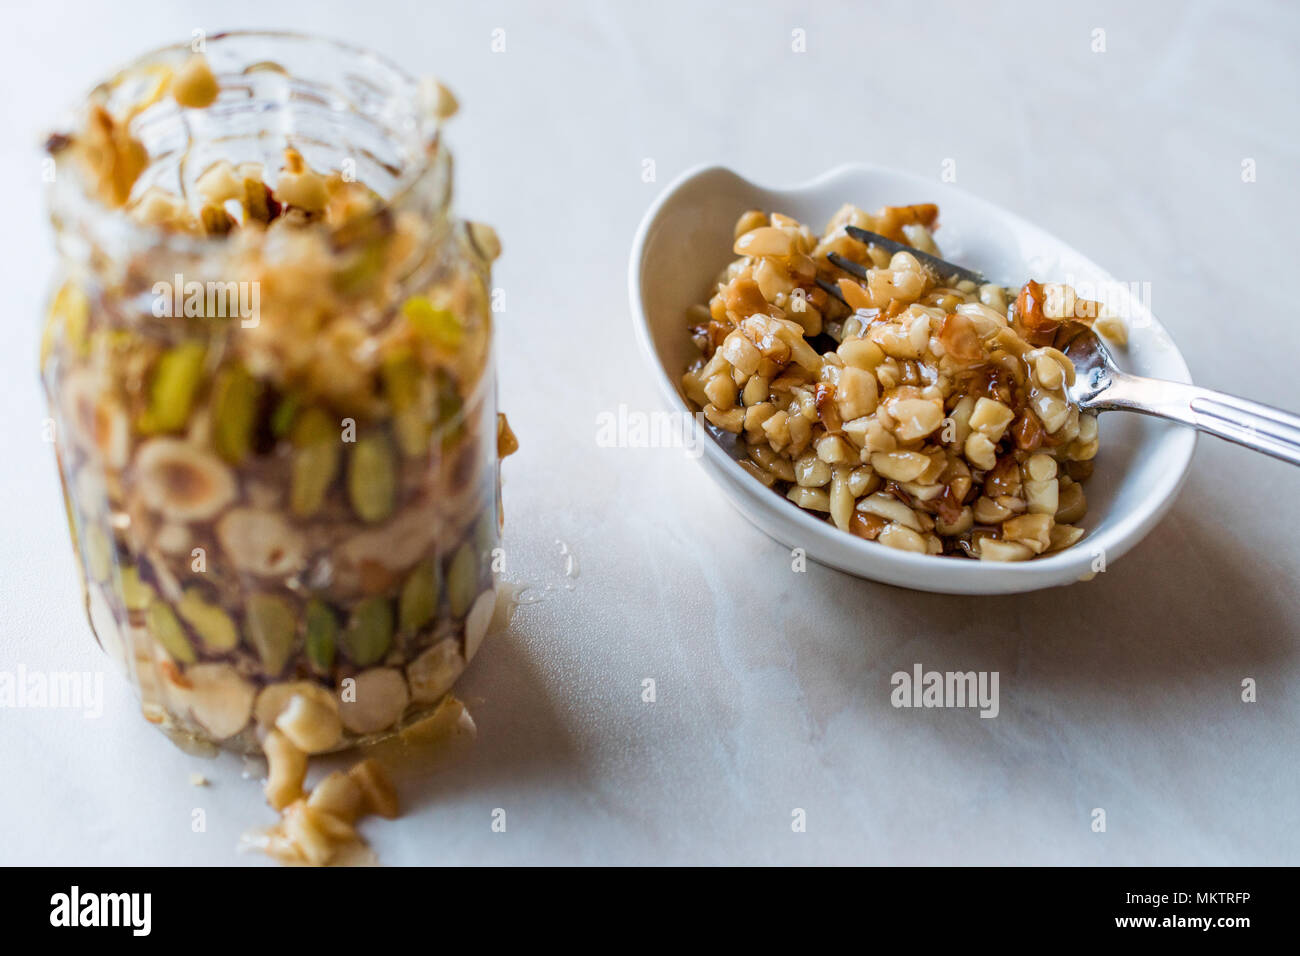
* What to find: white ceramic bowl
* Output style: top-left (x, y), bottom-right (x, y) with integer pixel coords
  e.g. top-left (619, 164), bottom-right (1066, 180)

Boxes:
top-left (629, 163), bottom-right (1197, 594)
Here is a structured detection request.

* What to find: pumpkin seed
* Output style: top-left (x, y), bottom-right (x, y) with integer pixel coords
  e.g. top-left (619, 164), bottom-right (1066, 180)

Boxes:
top-left (177, 587), bottom-right (239, 651)
top-left (447, 543), bottom-right (478, 618)
top-left (290, 444), bottom-right (339, 517)
top-left (435, 370), bottom-right (465, 449)
top-left (147, 601), bottom-right (196, 663)
top-left (118, 565), bottom-right (155, 611)
top-left (343, 597), bottom-right (393, 666)
top-left (393, 407), bottom-right (431, 459)
top-left (402, 295), bottom-right (464, 350)
top-left (210, 363), bottom-right (261, 463)
top-left (138, 342), bottom-right (206, 434)
top-left (347, 432), bottom-right (397, 523)
top-left (269, 393), bottom-right (300, 438)
top-left (245, 593), bottom-right (297, 676)
top-left (291, 405), bottom-right (335, 448)
top-left (381, 352), bottom-right (432, 458)
top-left (289, 407), bottom-right (340, 518)
top-left (304, 599), bottom-right (338, 673)
top-left (398, 558), bottom-right (439, 635)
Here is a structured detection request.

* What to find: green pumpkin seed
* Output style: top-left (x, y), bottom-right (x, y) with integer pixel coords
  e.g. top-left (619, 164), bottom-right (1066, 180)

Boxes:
top-left (138, 342), bottom-right (206, 434)
top-left (381, 354), bottom-right (416, 406)
top-left (347, 432), bottom-right (397, 523)
top-left (435, 370), bottom-right (465, 449)
top-left (304, 599), bottom-right (338, 673)
top-left (147, 601), bottom-right (196, 663)
top-left (398, 558), bottom-right (439, 635)
top-left (291, 405), bottom-right (335, 448)
top-left (289, 407), bottom-right (340, 518)
top-left (382, 353), bottom-right (432, 458)
top-left (85, 524), bottom-right (112, 582)
top-left (269, 393), bottom-right (300, 438)
top-left (210, 363), bottom-right (261, 463)
top-left (343, 597), bottom-right (393, 666)
top-left (245, 593), bottom-right (297, 676)
top-left (393, 408), bottom-right (432, 459)
top-left (447, 543), bottom-right (478, 618)
top-left (176, 587), bottom-right (240, 651)
top-left (402, 295), bottom-right (464, 350)
top-left (118, 565), bottom-right (155, 611)
top-left (290, 444), bottom-right (340, 517)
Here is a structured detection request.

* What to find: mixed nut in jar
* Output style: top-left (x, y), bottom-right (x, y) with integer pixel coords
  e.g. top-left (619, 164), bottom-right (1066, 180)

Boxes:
top-left (41, 33), bottom-right (517, 754)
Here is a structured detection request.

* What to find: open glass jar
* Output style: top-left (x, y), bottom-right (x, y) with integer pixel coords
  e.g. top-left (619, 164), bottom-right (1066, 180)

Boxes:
top-left (41, 33), bottom-right (511, 753)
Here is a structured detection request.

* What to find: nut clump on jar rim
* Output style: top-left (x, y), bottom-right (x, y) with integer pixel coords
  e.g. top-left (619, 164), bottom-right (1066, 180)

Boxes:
top-left (682, 203), bottom-right (1127, 561)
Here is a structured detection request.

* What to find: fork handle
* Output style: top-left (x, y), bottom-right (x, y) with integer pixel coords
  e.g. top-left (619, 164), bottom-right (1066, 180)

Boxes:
top-left (1095, 376), bottom-right (1300, 466)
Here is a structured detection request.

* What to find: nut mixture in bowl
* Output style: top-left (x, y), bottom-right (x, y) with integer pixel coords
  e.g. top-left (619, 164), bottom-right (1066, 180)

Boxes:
top-left (681, 203), bottom-right (1125, 561)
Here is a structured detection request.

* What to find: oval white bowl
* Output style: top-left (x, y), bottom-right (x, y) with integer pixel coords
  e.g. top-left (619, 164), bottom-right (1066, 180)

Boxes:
top-left (629, 163), bottom-right (1197, 594)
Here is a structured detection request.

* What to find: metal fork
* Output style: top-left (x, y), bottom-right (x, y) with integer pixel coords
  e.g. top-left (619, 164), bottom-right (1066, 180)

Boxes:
top-left (816, 225), bottom-right (987, 305)
top-left (820, 229), bottom-right (1300, 466)
top-left (1061, 323), bottom-right (1300, 466)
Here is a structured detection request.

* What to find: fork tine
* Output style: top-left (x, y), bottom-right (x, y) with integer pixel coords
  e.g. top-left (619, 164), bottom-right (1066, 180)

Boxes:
top-left (826, 251), bottom-right (869, 280)
top-left (844, 225), bottom-right (988, 286)
top-left (815, 277), bottom-right (848, 306)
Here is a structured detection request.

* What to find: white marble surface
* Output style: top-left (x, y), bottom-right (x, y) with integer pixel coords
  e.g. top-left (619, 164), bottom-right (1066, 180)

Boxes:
top-left (2, 0), bottom-right (1298, 865)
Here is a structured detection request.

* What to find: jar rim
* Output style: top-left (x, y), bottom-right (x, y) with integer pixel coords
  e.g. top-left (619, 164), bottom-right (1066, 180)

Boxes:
top-left (47, 29), bottom-right (448, 257)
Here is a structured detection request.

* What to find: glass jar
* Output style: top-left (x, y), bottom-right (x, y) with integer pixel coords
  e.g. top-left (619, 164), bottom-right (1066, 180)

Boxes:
top-left (40, 33), bottom-right (509, 753)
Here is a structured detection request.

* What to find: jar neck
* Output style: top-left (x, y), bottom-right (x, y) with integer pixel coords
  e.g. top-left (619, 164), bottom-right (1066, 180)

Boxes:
top-left (46, 32), bottom-right (451, 295)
